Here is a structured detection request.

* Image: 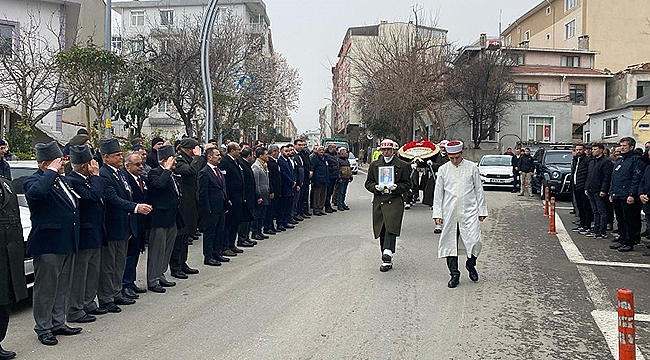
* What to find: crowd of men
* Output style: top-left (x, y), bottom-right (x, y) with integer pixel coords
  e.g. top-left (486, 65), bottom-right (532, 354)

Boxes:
top-left (0, 131), bottom-right (356, 357)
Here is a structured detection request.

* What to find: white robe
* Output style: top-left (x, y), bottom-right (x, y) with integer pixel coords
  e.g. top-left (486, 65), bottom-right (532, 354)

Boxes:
top-left (431, 159), bottom-right (488, 258)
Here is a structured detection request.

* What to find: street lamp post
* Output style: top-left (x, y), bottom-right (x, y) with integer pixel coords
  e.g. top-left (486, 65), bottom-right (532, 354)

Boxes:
top-left (200, 0), bottom-right (220, 144)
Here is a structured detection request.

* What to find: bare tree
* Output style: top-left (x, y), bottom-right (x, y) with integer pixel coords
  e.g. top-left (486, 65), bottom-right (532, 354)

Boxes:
top-left (447, 50), bottom-right (515, 149)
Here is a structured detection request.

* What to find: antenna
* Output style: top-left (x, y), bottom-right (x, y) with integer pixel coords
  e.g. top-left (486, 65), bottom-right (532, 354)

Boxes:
top-left (499, 9), bottom-right (503, 37)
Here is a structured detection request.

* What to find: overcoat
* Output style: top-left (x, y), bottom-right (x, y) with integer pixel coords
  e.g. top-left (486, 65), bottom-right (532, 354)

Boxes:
top-left (174, 151), bottom-right (204, 236)
top-left (364, 156), bottom-right (411, 238)
top-left (432, 159), bottom-right (488, 258)
top-left (238, 156), bottom-right (255, 222)
top-left (219, 154), bottom-right (245, 222)
top-left (0, 178), bottom-right (28, 305)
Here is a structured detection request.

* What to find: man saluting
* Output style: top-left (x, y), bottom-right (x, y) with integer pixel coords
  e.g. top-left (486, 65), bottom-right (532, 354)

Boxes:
top-left (432, 141), bottom-right (487, 288)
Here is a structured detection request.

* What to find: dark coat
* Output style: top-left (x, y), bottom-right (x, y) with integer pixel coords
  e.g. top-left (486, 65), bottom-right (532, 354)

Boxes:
top-left (67, 172), bottom-right (105, 250)
top-left (278, 156), bottom-right (296, 197)
top-left (198, 164), bottom-right (227, 230)
top-left (571, 154), bottom-right (591, 190)
top-left (24, 169), bottom-right (79, 256)
top-left (238, 156), bottom-right (255, 221)
top-left (639, 166), bottom-right (650, 214)
top-left (100, 165), bottom-right (138, 242)
top-left (125, 171), bottom-right (149, 255)
top-left (518, 154), bottom-right (534, 173)
top-left (174, 151), bottom-right (204, 235)
top-left (293, 152), bottom-right (305, 185)
top-left (267, 156), bottom-right (282, 198)
top-left (0, 178), bottom-right (28, 305)
top-left (218, 154), bottom-right (245, 222)
top-left (146, 166), bottom-right (181, 229)
top-left (0, 159), bottom-right (11, 180)
top-left (585, 155), bottom-right (613, 194)
top-left (310, 153), bottom-right (329, 188)
top-left (364, 156), bottom-right (412, 238)
top-left (610, 151), bottom-right (645, 199)
top-left (324, 150), bottom-right (339, 180)
top-left (299, 150), bottom-right (311, 186)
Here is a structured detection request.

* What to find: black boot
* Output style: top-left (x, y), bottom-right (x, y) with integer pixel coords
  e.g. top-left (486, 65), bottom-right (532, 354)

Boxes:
top-left (465, 255), bottom-right (479, 282)
top-left (446, 256), bottom-right (460, 288)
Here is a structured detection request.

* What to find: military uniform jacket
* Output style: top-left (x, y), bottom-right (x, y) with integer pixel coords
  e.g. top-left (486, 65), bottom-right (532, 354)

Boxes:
top-left (147, 166), bottom-right (182, 229)
top-left (24, 169), bottom-right (80, 255)
top-left (364, 156), bottom-right (411, 238)
top-left (100, 165), bottom-right (138, 242)
top-left (67, 171), bottom-right (105, 250)
top-left (0, 178), bottom-right (27, 305)
top-left (174, 151), bottom-right (204, 236)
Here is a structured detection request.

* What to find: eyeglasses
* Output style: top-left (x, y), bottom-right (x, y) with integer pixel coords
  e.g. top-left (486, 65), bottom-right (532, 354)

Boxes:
top-left (132, 162), bottom-right (143, 167)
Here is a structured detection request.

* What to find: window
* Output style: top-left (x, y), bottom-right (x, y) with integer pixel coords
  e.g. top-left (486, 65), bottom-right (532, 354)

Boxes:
top-left (565, 0), bottom-right (577, 11)
top-left (569, 84), bottom-right (586, 104)
top-left (505, 35), bottom-right (511, 47)
top-left (637, 81), bottom-right (650, 99)
top-left (584, 131), bottom-right (591, 143)
top-left (546, 7), bottom-right (551, 15)
top-left (528, 117), bottom-right (554, 142)
top-left (157, 101), bottom-right (171, 113)
top-left (565, 19), bottom-right (576, 39)
top-left (131, 39), bottom-right (144, 53)
top-left (131, 10), bottom-right (144, 26)
top-left (604, 118), bottom-right (618, 137)
top-left (159, 9), bottom-right (174, 26)
top-left (111, 36), bottom-right (122, 53)
top-left (524, 30), bottom-right (530, 41)
top-left (515, 83), bottom-right (538, 100)
top-left (561, 55), bottom-right (580, 67)
top-left (0, 23), bottom-right (16, 56)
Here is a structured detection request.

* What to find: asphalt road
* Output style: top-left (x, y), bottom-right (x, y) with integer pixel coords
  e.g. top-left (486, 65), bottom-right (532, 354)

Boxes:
top-left (4, 174), bottom-right (649, 359)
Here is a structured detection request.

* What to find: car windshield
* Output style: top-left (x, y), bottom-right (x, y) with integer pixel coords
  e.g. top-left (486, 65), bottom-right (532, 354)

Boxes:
top-left (480, 157), bottom-right (511, 166)
top-left (545, 152), bottom-right (572, 164)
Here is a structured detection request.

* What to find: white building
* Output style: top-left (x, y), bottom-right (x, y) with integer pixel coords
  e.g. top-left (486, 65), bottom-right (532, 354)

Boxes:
top-left (0, 0), bottom-right (105, 144)
top-left (111, 0), bottom-right (273, 138)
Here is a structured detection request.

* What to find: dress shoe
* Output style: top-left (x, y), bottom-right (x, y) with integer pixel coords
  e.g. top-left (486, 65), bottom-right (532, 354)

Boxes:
top-left (222, 249), bottom-right (237, 257)
top-left (325, 209), bottom-right (333, 213)
top-left (122, 287), bottom-right (139, 299)
top-left (114, 296), bottom-right (136, 305)
top-left (284, 224), bottom-right (295, 229)
top-left (448, 275), bottom-right (460, 288)
top-left (187, 239), bottom-right (194, 245)
top-left (245, 239), bottom-right (258, 245)
top-left (68, 314), bottom-right (96, 324)
top-left (641, 230), bottom-right (649, 237)
top-left (261, 234), bottom-right (270, 239)
top-left (303, 212), bottom-right (313, 216)
top-left (293, 216), bottom-right (304, 221)
top-left (277, 226), bottom-right (287, 231)
top-left (171, 271), bottom-right (188, 279)
top-left (263, 229), bottom-right (277, 235)
top-left (0, 346), bottom-right (16, 359)
top-left (87, 307), bottom-right (109, 315)
top-left (52, 325), bottom-right (82, 336)
top-left (610, 242), bottom-right (623, 249)
top-left (203, 258), bottom-right (222, 266)
top-left (38, 332), bottom-right (58, 346)
top-left (131, 284), bottom-right (147, 294)
top-left (337, 206), bottom-right (345, 211)
top-left (252, 233), bottom-right (265, 240)
top-left (215, 255), bottom-right (230, 262)
top-left (230, 246), bottom-right (244, 253)
top-left (379, 263), bottom-right (392, 272)
top-left (99, 303), bottom-right (122, 313)
top-left (181, 266), bottom-right (199, 275)
top-left (331, 207), bottom-right (338, 212)
top-left (237, 241), bottom-right (255, 248)
top-left (313, 211), bottom-right (323, 216)
top-left (343, 206), bottom-right (350, 210)
top-left (148, 284), bottom-right (166, 293)
top-left (618, 245), bottom-right (634, 252)
top-left (288, 219), bottom-right (299, 225)
top-left (159, 278), bottom-right (176, 287)
top-left (466, 265), bottom-right (479, 282)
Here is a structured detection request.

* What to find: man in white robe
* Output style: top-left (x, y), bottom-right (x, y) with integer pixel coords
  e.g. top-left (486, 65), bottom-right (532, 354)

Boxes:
top-left (432, 141), bottom-right (488, 288)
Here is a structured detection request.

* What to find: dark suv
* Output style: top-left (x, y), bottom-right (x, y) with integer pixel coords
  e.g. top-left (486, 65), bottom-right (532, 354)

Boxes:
top-left (531, 148), bottom-right (573, 199)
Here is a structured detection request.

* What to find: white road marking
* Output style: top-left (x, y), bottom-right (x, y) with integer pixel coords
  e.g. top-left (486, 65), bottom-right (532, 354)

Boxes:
top-left (593, 310), bottom-right (647, 360)
top-left (576, 265), bottom-right (614, 311)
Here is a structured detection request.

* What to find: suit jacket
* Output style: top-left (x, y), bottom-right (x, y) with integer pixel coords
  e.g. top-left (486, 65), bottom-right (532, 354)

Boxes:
top-left (198, 164), bottom-right (227, 230)
top-left (125, 170), bottom-right (150, 254)
top-left (293, 153), bottom-right (305, 185)
top-left (238, 156), bottom-right (255, 221)
top-left (146, 166), bottom-right (181, 229)
top-left (218, 154), bottom-right (244, 221)
top-left (278, 156), bottom-right (296, 197)
top-left (251, 160), bottom-right (271, 205)
top-left (100, 165), bottom-right (138, 242)
top-left (24, 169), bottom-right (79, 256)
top-left (174, 151), bottom-right (204, 235)
top-left (67, 172), bottom-right (105, 250)
top-left (0, 178), bottom-right (28, 305)
top-left (267, 156), bottom-right (282, 197)
top-left (299, 150), bottom-right (311, 186)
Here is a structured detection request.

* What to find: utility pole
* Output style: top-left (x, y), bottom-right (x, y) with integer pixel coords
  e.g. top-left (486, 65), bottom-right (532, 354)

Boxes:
top-left (103, 0), bottom-right (112, 139)
top-left (200, 0), bottom-right (221, 144)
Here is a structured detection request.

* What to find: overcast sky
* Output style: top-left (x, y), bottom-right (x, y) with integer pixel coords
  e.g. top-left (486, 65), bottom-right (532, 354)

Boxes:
top-left (267, 0), bottom-right (541, 133)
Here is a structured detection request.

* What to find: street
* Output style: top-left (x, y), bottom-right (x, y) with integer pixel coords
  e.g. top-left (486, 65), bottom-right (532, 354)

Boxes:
top-left (4, 178), bottom-right (650, 359)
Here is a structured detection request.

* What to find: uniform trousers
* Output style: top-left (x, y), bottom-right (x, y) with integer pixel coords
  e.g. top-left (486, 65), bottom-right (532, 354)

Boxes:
top-left (0, 303), bottom-right (10, 342)
top-left (169, 234), bottom-right (189, 272)
top-left (98, 237), bottom-right (129, 305)
top-left (68, 248), bottom-right (101, 321)
top-left (379, 225), bottom-right (397, 253)
top-left (203, 213), bottom-right (225, 259)
top-left (613, 198), bottom-right (642, 247)
top-left (32, 253), bottom-right (74, 335)
top-left (148, 226), bottom-right (177, 287)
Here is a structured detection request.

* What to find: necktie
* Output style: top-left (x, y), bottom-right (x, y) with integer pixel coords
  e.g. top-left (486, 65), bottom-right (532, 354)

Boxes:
top-left (214, 166), bottom-right (223, 184)
top-left (137, 177), bottom-right (144, 192)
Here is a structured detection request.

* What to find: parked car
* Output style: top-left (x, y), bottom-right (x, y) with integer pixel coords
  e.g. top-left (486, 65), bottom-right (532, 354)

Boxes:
top-left (348, 153), bottom-right (358, 174)
top-left (531, 148), bottom-right (573, 199)
top-left (9, 160), bottom-right (38, 289)
top-left (478, 155), bottom-right (515, 190)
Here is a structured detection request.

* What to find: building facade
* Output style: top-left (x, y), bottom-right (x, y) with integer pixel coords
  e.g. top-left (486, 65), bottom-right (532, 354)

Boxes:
top-left (583, 95), bottom-right (650, 146)
top-left (606, 63), bottom-right (650, 109)
top-left (501, 0), bottom-right (650, 73)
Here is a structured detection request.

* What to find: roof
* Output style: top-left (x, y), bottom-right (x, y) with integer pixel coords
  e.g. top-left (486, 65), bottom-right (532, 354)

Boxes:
top-left (615, 62), bottom-right (650, 75)
top-left (588, 93), bottom-right (650, 117)
top-left (511, 65), bottom-right (612, 78)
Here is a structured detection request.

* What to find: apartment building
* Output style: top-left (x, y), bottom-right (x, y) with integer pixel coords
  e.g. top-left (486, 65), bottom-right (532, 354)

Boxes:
top-left (501, 0), bottom-right (650, 73)
top-left (0, 0), bottom-right (105, 143)
top-left (606, 63), bottom-right (650, 109)
top-left (331, 21), bottom-right (447, 135)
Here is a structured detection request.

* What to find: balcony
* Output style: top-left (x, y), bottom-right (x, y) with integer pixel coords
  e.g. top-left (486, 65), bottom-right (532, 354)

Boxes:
top-left (514, 93), bottom-right (571, 102)
top-left (249, 23), bottom-right (268, 35)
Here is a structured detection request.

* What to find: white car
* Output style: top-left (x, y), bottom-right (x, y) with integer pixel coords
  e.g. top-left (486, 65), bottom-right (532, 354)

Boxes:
top-left (9, 160), bottom-right (39, 289)
top-left (349, 153), bottom-right (358, 174)
top-left (478, 155), bottom-right (514, 190)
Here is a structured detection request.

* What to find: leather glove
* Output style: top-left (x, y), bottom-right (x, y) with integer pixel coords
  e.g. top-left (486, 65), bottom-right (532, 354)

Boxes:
top-left (375, 184), bottom-right (385, 192)
top-left (388, 184), bottom-right (398, 191)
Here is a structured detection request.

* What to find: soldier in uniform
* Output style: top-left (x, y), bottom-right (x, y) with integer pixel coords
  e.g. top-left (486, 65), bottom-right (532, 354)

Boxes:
top-left (24, 141), bottom-right (81, 345)
top-left (0, 176), bottom-right (28, 358)
top-left (364, 139), bottom-right (411, 272)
